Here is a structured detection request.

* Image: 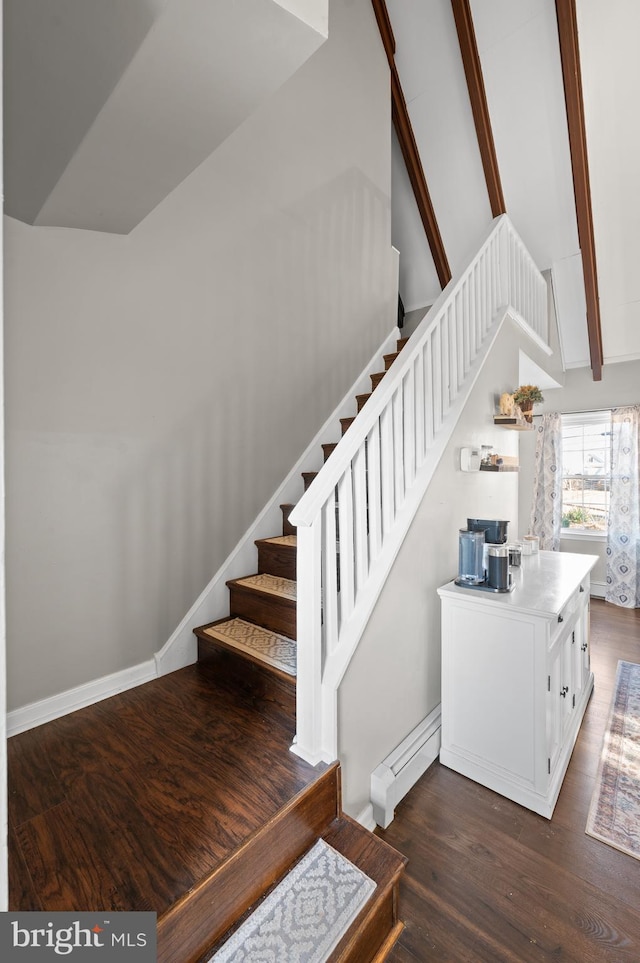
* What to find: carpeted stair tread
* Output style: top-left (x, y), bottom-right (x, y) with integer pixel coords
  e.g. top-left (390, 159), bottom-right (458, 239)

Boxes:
top-left (229, 573), bottom-right (297, 601)
top-left (370, 371), bottom-right (386, 390)
top-left (259, 534), bottom-right (297, 548)
top-left (209, 839), bottom-right (376, 962)
top-left (198, 617), bottom-right (296, 678)
top-left (383, 352), bottom-right (399, 370)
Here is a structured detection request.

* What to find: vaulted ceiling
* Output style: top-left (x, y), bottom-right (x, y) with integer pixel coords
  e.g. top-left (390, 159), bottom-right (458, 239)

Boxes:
top-left (4, 0), bottom-right (638, 377)
top-left (386, 0), bottom-right (640, 378)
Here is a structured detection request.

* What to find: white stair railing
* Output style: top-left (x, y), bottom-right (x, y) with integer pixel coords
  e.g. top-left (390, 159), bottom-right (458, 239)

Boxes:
top-left (290, 214), bottom-right (548, 765)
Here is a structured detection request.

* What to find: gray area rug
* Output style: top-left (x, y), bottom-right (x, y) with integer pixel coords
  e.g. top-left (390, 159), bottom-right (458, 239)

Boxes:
top-left (210, 839), bottom-right (376, 962)
top-left (586, 660), bottom-right (640, 860)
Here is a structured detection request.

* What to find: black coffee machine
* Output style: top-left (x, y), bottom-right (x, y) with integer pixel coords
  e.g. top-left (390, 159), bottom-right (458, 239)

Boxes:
top-left (456, 517), bottom-right (513, 592)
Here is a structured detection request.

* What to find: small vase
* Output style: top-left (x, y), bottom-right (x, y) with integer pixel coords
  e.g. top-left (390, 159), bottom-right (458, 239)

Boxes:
top-left (519, 401), bottom-right (533, 423)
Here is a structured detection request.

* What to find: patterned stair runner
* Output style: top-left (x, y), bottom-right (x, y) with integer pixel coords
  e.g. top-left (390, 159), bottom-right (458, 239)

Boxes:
top-left (209, 839), bottom-right (376, 962)
top-left (201, 618), bottom-right (296, 677)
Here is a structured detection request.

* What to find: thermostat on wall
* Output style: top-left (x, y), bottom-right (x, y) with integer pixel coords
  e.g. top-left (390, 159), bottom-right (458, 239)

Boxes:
top-left (460, 447), bottom-right (481, 472)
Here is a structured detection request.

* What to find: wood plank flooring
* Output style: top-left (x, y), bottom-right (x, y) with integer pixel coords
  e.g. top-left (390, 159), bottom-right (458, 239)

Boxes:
top-left (8, 597), bottom-right (640, 963)
top-left (378, 599), bottom-right (640, 963)
top-left (8, 644), bottom-right (322, 914)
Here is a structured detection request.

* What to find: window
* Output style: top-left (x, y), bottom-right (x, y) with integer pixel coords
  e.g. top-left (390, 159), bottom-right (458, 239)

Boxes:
top-left (561, 412), bottom-right (612, 534)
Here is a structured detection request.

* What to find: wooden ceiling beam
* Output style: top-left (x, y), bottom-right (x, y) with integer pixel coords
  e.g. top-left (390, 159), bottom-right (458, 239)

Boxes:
top-left (450, 0), bottom-right (505, 218)
top-left (371, 0), bottom-right (452, 288)
top-left (555, 0), bottom-right (604, 380)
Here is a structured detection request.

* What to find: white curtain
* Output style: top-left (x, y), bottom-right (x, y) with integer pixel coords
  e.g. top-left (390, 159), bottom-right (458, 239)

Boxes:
top-left (530, 412), bottom-right (563, 550)
top-left (606, 405), bottom-right (640, 607)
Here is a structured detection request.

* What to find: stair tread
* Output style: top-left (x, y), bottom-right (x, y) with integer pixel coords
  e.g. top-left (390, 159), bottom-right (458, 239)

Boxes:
top-left (209, 838), bottom-right (375, 962)
top-left (256, 535), bottom-right (297, 548)
top-left (200, 617), bottom-right (296, 678)
top-left (230, 573), bottom-right (297, 601)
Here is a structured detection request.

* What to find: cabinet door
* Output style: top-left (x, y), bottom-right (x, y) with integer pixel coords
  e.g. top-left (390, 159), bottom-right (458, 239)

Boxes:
top-left (547, 624), bottom-right (574, 775)
top-left (547, 640), bottom-right (564, 777)
top-left (561, 627), bottom-right (574, 736)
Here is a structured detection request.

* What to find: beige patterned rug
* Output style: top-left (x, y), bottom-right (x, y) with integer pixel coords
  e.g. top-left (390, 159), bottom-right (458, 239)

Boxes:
top-left (586, 660), bottom-right (640, 861)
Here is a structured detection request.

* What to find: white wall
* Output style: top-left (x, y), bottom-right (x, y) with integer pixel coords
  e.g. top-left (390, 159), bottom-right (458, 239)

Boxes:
top-left (518, 359), bottom-right (640, 595)
top-left (4, 0), bottom-right (395, 712)
top-left (338, 317), bottom-right (554, 818)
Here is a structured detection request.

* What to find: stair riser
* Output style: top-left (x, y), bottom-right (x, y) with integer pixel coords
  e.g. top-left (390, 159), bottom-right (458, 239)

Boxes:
top-left (331, 884), bottom-right (400, 963)
top-left (157, 765), bottom-right (341, 963)
top-left (302, 472), bottom-right (317, 491)
top-left (281, 505), bottom-right (295, 535)
top-left (341, 417), bottom-right (355, 436)
top-left (383, 353), bottom-right (399, 370)
top-left (257, 544), bottom-right (296, 581)
top-left (322, 443), bottom-right (337, 462)
top-left (356, 394), bottom-right (370, 412)
top-left (197, 638), bottom-right (296, 718)
top-left (370, 372), bottom-right (385, 390)
top-left (228, 587), bottom-right (296, 640)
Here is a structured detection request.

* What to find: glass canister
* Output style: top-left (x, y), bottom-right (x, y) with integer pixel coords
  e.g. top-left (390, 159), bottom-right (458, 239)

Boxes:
top-left (458, 528), bottom-right (486, 584)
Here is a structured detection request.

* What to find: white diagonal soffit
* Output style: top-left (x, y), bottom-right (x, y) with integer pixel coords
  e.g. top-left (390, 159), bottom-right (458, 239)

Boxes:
top-left (8, 0), bottom-right (327, 234)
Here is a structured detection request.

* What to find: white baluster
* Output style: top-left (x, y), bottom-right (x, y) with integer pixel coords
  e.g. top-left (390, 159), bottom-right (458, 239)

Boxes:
top-left (380, 404), bottom-right (395, 536)
top-left (337, 467), bottom-right (355, 626)
top-left (366, 422), bottom-right (382, 561)
top-left (322, 493), bottom-right (339, 656)
top-left (352, 445), bottom-right (368, 593)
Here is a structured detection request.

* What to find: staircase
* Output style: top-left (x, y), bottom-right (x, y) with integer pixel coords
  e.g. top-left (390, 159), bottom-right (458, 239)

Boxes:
top-left (157, 761), bottom-right (406, 963)
top-left (192, 336), bottom-right (409, 692)
top-left (164, 340), bottom-right (411, 962)
top-left (154, 214), bottom-right (548, 961)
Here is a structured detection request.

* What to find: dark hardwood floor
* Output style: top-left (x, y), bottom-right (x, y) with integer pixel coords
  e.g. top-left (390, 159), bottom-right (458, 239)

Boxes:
top-left (8, 645), bottom-right (322, 915)
top-left (8, 600), bottom-right (640, 962)
top-left (378, 599), bottom-right (640, 963)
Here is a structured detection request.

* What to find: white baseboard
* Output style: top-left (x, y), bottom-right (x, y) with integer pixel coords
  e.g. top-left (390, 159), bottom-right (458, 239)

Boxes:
top-left (7, 660), bottom-right (158, 737)
top-left (155, 325), bottom-right (401, 678)
top-left (371, 705), bottom-right (441, 829)
top-left (590, 581), bottom-right (606, 599)
top-left (353, 803), bottom-right (376, 832)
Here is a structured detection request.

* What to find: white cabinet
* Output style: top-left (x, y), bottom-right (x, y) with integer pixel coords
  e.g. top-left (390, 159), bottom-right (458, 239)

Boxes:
top-left (438, 552), bottom-right (597, 818)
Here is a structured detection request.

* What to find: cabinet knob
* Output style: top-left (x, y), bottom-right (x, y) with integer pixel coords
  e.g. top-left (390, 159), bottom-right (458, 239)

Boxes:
top-left (580, 585), bottom-right (584, 592)
top-left (557, 614), bottom-right (564, 623)
top-left (581, 643), bottom-right (588, 652)
top-left (560, 685), bottom-right (569, 698)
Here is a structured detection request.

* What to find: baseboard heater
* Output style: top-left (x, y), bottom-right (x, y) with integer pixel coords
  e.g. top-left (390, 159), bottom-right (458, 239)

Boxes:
top-left (370, 704), bottom-right (441, 829)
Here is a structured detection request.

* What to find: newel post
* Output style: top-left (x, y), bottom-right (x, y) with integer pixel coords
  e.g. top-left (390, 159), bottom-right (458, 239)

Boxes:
top-left (290, 518), bottom-right (332, 765)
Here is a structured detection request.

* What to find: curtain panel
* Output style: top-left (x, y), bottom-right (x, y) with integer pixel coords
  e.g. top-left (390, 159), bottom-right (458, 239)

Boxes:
top-left (530, 412), bottom-right (563, 551)
top-left (606, 405), bottom-right (640, 608)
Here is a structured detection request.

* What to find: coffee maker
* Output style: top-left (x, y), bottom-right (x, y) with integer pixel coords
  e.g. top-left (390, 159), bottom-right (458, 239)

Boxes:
top-left (455, 518), bottom-right (513, 592)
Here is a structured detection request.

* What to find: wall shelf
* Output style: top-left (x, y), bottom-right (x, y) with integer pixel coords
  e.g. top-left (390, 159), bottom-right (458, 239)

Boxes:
top-left (493, 415), bottom-right (534, 431)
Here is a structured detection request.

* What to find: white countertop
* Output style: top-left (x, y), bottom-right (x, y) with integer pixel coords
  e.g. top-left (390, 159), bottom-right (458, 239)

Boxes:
top-left (437, 550), bottom-right (599, 619)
